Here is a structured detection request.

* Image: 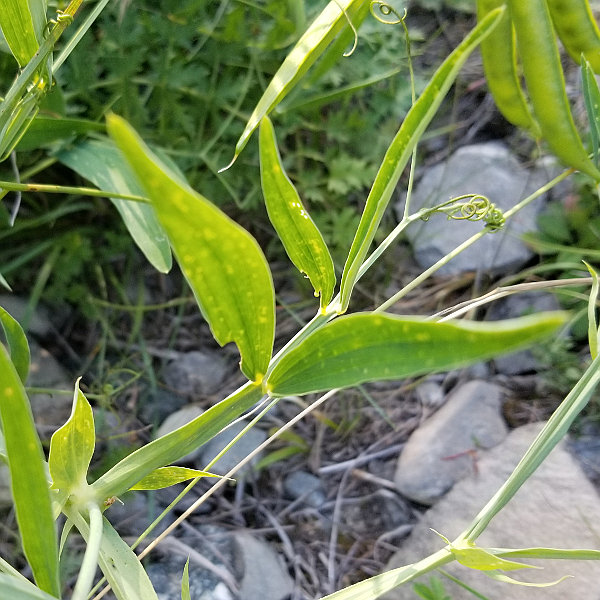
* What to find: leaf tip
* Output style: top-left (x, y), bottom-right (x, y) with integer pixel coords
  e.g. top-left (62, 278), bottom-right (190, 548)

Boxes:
top-left (218, 155), bottom-right (237, 174)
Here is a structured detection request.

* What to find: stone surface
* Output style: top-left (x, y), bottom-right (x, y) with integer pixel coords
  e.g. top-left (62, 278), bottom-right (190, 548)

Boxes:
top-left (488, 292), bottom-right (560, 375)
top-left (146, 526), bottom-right (292, 600)
top-left (27, 339), bottom-right (73, 436)
top-left (0, 294), bottom-right (53, 337)
top-left (283, 470), bottom-right (326, 508)
top-left (139, 387), bottom-right (189, 426)
top-left (163, 351), bottom-right (229, 398)
top-left (0, 462), bottom-right (12, 507)
top-left (156, 404), bottom-right (204, 463)
top-left (399, 143), bottom-right (546, 275)
top-left (199, 421), bottom-right (267, 476)
top-left (394, 381), bottom-right (508, 505)
top-left (383, 423), bottom-right (600, 600)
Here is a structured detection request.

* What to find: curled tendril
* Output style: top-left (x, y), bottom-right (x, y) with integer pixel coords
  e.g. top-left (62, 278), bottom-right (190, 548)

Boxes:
top-left (421, 194), bottom-right (505, 232)
top-left (333, 0), bottom-right (359, 57)
top-left (370, 1), bottom-right (407, 25)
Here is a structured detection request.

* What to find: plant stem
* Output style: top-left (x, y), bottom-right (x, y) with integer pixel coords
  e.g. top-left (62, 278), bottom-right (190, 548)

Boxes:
top-left (71, 503), bottom-right (102, 600)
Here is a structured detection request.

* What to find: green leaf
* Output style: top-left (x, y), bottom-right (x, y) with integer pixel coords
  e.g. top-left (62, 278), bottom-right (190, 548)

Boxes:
top-left (48, 379), bottom-right (95, 494)
top-left (0, 272), bottom-right (11, 291)
top-left (485, 571), bottom-right (571, 588)
top-left (338, 7), bottom-right (505, 312)
top-left (107, 115), bottom-right (275, 381)
top-left (0, 0), bottom-right (42, 66)
top-left (222, 0), bottom-right (369, 170)
top-left (0, 574), bottom-right (59, 600)
top-left (16, 116), bottom-right (104, 151)
top-left (0, 305), bottom-right (30, 383)
top-left (582, 55), bottom-right (600, 167)
top-left (129, 466), bottom-right (221, 491)
top-left (91, 381), bottom-right (263, 500)
top-left (58, 138), bottom-right (172, 274)
top-left (181, 559), bottom-right (191, 600)
top-left (0, 344), bottom-right (60, 597)
top-left (584, 261), bottom-right (600, 359)
top-left (266, 311), bottom-right (567, 396)
top-left (259, 117), bottom-right (335, 309)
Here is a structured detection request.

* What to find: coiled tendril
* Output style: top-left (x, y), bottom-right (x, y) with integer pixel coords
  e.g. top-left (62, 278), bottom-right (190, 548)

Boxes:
top-left (421, 194), bottom-right (505, 232)
top-left (370, 1), bottom-right (406, 25)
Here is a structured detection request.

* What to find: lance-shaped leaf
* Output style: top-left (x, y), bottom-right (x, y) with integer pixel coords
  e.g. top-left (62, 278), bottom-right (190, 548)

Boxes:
top-left (0, 573), bottom-right (59, 600)
top-left (259, 117), bottom-right (335, 309)
top-left (48, 379), bottom-right (95, 494)
top-left (129, 466), bottom-right (221, 491)
top-left (91, 381), bottom-right (263, 501)
top-left (0, 344), bottom-right (60, 597)
top-left (0, 305), bottom-right (30, 383)
top-left (338, 8), bottom-right (505, 312)
top-left (181, 560), bottom-right (191, 600)
top-left (266, 311), bottom-right (567, 396)
top-left (221, 0), bottom-right (369, 170)
top-left (0, 0), bottom-right (43, 66)
top-left (107, 115), bottom-right (275, 381)
top-left (59, 137), bottom-right (172, 274)
top-left (582, 55), bottom-right (600, 167)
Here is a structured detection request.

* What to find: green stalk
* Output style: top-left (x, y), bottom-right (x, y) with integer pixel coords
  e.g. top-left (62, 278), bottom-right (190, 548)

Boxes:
top-left (71, 503), bottom-right (102, 600)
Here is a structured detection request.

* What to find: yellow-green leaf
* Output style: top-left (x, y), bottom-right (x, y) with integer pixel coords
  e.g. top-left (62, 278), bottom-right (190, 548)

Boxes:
top-left (130, 466), bottom-right (221, 491)
top-left (266, 311), bottom-right (567, 396)
top-left (0, 305), bottom-right (30, 383)
top-left (0, 344), bottom-right (60, 597)
top-left (107, 114), bottom-right (275, 381)
top-left (48, 379), bottom-right (95, 493)
top-left (0, 0), bottom-right (44, 66)
top-left (259, 117), bottom-right (335, 309)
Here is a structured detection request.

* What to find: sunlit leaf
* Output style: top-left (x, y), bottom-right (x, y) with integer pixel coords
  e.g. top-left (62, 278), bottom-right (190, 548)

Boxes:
top-left (181, 559), bottom-right (191, 600)
top-left (582, 54), bottom-right (600, 167)
top-left (222, 0), bottom-right (369, 170)
top-left (48, 379), bottom-right (95, 493)
top-left (0, 0), bottom-right (43, 66)
top-left (485, 571), bottom-right (571, 587)
top-left (91, 381), bottom-right (263, 501)
top-left (259, 116), bottom-right (335, 309)
top-left (130, 466), bottom-right (221, 491)
top-left (0, 573), bottom-right (58, 600)
top-left (0, 305), bottom-right (30, 383)
top-left (59, 137), bottom-right (172, 274)
top-left (0, 344), bottom-right (60, 597)
top-left (584, 261), bottom-right (600, 358)
top-left (107, 115), bottom-right (275, 381)
top-left (338, 8), bottom-right (505, 312)
top-left (266, 311), bottom-right (567, 396)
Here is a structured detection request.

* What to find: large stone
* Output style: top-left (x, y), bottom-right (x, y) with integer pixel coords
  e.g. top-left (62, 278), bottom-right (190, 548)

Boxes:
top-left (399, 143), bottom-right (547, 275)
top-left (383, 423), bottom-right (600, 600)
top-left (156, 404), bottom-right (204, 463)
top-left (163, 351), bottom-right (229, 399)
top-left (394, 381), bottom-right (508, 505)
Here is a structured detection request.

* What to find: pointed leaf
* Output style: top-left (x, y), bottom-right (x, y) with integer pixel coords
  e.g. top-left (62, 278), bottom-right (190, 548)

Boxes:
top-left (584, 261), bottom-right (600, 359)
top-left (222, 0), bottom-right (368, 169)
top-left (485, 571), bottom-right (572, 588)
top-left (260, 117), bottom-right (335, 309)
top-left (48, 379), bottom-right (95, 493)
top-left (58, 138), bottom-right (172, 274)
top-left (339, 8), bottom-right (505, 312)
top-left (91, 381), bottom-right (263, 500)
top-left (0, 344), bottom-right (60, 597)
top-left (582, 55), bottom-right (600, 167)
top-left (451, 541), bottom-right (538, 572)
top-left (0, 305), bottom-right (30, 383)
top-left (266, 312), bottom-right (567, 396)
top-left (181, 559), bottom-right (191, 600)
top-left (129, 466), bottom-right (221, 491)
top-left (107, 115), bottom-right (275, 381)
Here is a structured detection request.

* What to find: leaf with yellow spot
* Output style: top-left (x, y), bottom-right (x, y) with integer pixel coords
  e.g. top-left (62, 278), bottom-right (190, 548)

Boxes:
top-left (259, 117), bottom-right (335, 309)
top-left (107, 114), bottom-right (275, 381)
top-left (266, 311), bottom-right (567, 396)
top-left (129, 466), bottom-right (222, 491)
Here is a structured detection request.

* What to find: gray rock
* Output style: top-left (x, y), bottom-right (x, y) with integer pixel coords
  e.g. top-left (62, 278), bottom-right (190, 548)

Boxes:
top-left (0, 462), bottom-right (12, 506)
top-left (27, 340), bottom-right (73, 436)
top-left (283, 471), bottom-right (326, 508)
top-left (0, 294), bottom-right (53, 337)
top-left (104, 491), bottom-right (174, 538)
top-left (400, 143), bottom-right (546, 275)
top-left (383, 423), bottom-right (600, 600)
top-left (139, 388), bottom-right (189, 425)
top-left (199, 421), bottom-right (267, 476)
top-left (394, 381), bottom-right (508, 505)
top-left (156, 404), bottom-right (204, 463)
top-left (163, 351), bottom-right (229, 398)
top-left (233, 532), bottom-right (293, 600)
top-left (488, 292), bottom-right (561, 375)
top-left (414, 381), bottom-right (445, 410)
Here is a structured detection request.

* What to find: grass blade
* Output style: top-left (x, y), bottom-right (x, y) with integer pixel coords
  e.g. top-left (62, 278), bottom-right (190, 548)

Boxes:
top-left (259, 116), bottom-right (335, 309)
top-left (338, 7), bottom-right (505, 312)
top-left (0, 344), bottom-right (60, 597)
top-left (266, 311), bottom-right (566, 396)
top-left (221, 0), bottom-right (369, 170)
top-left (581, 54), bottom-right (600, 167)
top-left (107, 115), bottom-right (275, 381)
top-left (0, 304), bottom-right (30, 383)
top-left (58, 138), bottom-right (172, 274)
top-left (0, 0), bottom-right (43, 66)
top-left (0, 574), bottom-right (59, 600)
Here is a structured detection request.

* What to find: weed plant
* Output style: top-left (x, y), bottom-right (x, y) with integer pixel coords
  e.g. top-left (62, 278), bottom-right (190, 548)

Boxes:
top-left (1, 2), bottom-right (600, 600)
